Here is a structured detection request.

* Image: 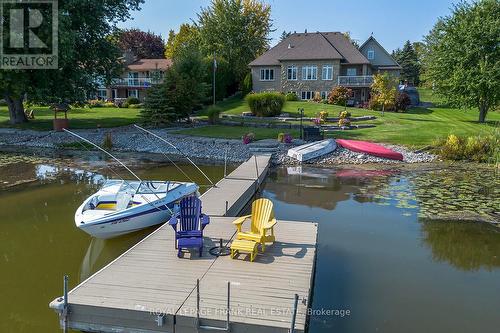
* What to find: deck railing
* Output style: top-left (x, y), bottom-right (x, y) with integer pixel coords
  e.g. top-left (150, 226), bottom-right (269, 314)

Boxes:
top-left (110, 77), bottom-right (163, 87)
top-left (337, 75), bottom-right (373, 86)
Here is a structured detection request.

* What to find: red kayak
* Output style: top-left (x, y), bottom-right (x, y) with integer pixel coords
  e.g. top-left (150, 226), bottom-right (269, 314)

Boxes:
top-left (336, 139), bottom-right (404, 161)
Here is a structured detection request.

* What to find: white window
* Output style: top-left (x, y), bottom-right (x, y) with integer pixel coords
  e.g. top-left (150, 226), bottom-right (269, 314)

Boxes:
top-left (346, 68), bottom-right (357, 76)
top-left (97, 89), bottom-right (107, 99)
top-left (322, 65), bottom-right (333, 80)
top-left (302, 66), bottom-right (318, 80)
top-left (367, 50), bottom-right (375, 60)
top-left (128, 89), bottom-right (138, 98)
top-left (128, 72), bottom-right (139, 86)
top-left (300, 91), bottom-right (314, 100)
top-left (260, 68), bottom-right (275, 81)
top-left (320, 91), bottom-right (329, 100)
top-left (287, 66), bottom-right (297, 80)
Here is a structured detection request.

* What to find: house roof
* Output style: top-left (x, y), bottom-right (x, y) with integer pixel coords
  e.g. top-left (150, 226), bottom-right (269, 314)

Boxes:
top-left (359, 36), bottom-right (402, 69)
top-left (249, 32), bottom-right (369, 66)
top-left (127, 59), bottom-right (172, 71)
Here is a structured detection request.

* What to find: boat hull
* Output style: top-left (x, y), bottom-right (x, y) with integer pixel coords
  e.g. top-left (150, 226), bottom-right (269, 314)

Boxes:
top-left (287, 139), bottom-right (337, 162)
top-left (77, 206), bottom-right (171, 239)
top-left (336, 139), bottom-right (404, 161)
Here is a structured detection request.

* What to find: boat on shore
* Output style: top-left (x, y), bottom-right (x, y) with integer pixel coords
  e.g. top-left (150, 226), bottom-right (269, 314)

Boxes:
top-left (287, 139), bottom-right (337, 162)
top-left (336, 139), bottom-right (404, 161)
top-left (75, 180), bottom-right (199, 239)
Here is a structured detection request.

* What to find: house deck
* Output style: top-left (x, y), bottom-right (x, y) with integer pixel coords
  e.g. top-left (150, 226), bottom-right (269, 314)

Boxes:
top-left (49, 155), bottom-right (318, 333)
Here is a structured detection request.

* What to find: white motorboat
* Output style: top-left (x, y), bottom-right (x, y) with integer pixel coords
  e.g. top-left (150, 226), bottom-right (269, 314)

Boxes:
top-left (75, 180), bottom-right (199, 239)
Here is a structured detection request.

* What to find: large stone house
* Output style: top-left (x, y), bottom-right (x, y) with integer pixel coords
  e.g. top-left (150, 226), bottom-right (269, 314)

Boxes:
top-left (96, 56), bottom-right (172, 101)
top-left (249, 32), bottom-right (401, 103)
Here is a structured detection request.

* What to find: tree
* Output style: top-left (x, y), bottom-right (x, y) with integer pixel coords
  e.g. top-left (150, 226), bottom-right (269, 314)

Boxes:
top-left (342, 31), bottom-right (359, 48)
top-left (0, 0), bottom-right (143, 124)
top-left (142, 50), bottom-right (209, 123)
top-left (422, 0), bottom-right (500, 123)
top-left (370, 73), bottom-right (397, 115)
top-left (327, 86), bottom-right (352, 107)
top-left (393, 40), bottom-right (420, 85)
top-left (280, 30), bottom-right (291, 41)
top-left (116, 28), bottom-right (165, 59)
top-left (197, 0), bottom-right (272, 85)
top-left (165, 24), bottom-right (200, 59)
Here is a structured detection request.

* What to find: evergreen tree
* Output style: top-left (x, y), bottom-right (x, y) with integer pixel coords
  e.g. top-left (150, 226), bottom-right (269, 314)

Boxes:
top-left (394, 41), bottom-right (420, 85)
top-left (280, 31), bottom-right (291, 41)
top-left (142, 51), bottom-right (209, 124)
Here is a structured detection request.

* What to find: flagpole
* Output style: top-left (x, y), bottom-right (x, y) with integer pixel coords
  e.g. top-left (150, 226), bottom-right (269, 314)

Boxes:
top-left (212, 51), bottom-right (216, 105)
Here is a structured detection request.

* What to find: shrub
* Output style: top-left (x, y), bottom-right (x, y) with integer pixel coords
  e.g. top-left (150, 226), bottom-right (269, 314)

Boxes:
top-left (284, 133), bottom-right (292, 143)
top-left (242, 132), bottom-right (255, 144)
top-left (395, 92), bottom-right (411, 112)
top-left (327, 86), bottom-right (352, 105)
top-left (277, 132), bottom-right (285, 142)
top-left (285, 92), bottom-right (299, 101)
top-left (433, 134), bottom-right (496, 162)
top-left (339, 110), bottom-right (351, 119)
top-left (338, 118), bottom-right (351, 127)
top-left (207, 105), bottom-right (222, 124)
top-left (319, 111), bottom-right (328, 122)
top-left (246, 92), bottom-right (286, 117)
top-left (88, 99), bottom-right (104, 108)
top-left (312, 91), bottom-right (322, 103)
top-left (242, 72), bottom-right (253, 96)
top-left (103, 102), bottom-right (115, 108)
top-left (114, 99), bottom-right (126, 108)
top-left (126, 97), bottom-right (140, 105)
top-left (0, 99), bottom-right (7, 106)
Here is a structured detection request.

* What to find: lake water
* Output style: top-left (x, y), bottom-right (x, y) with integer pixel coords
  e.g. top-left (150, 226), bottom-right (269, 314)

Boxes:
top-left (0, 153), bottom-right (499, 332)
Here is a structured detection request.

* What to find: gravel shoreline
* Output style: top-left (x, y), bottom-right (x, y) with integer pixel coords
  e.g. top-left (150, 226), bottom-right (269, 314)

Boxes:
top-left (0, 126), bottom-right (437, 165)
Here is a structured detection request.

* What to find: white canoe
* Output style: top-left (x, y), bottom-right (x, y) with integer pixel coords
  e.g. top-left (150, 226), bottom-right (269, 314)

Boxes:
top-left (75, 180), bottom-right (198, 239)
top-left (287, 139), bottom-right (337, 162)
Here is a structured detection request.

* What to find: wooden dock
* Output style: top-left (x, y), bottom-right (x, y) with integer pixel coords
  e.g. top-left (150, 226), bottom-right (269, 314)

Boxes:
top-left (50, 155), bottom-right (318, 333)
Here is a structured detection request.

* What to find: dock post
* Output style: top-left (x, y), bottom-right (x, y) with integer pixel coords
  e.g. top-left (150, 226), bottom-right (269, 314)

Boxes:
top-left (196, 279), bottom-right (200, 328)
top-left (289, 294), bottom-right (299, 333)
top-left (62, 275), bottom-right (69, 332)
top-left (226, 281), bottom-right (231, 331)
top-left (224, 144), bottom-right (228, 178)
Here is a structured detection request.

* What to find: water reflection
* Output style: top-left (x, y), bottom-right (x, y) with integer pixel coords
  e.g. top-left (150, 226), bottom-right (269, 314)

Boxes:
top-left (421, 219), bottom-right (500, 271)
top-left (79, 229), bottom-right (153, 281)
top-left (262, 165), bottom-right (500, 333)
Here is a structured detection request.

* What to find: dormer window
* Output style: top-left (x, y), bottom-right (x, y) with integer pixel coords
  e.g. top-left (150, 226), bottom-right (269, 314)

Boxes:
top-left (367, 50), bottom-right (375, 60)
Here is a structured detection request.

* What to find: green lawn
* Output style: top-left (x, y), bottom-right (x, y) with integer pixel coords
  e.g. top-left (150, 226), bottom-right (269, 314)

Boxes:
top-left (180, 88), bottom-right (499, 147)
top-left (0, 106), bottom-right (141, 131)
top-left (175, 125), bottom-right (300, 140)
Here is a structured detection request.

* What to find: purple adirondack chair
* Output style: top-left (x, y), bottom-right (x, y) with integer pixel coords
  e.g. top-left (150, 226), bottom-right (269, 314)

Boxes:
top-left (168, 196), bottom-right (210, 257)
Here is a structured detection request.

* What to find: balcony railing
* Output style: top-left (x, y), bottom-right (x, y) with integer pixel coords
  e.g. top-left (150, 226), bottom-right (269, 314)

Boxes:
top-left (110, 77), bottom-right (163, 87)
top-left (337, 75), bottom-right (373, 87)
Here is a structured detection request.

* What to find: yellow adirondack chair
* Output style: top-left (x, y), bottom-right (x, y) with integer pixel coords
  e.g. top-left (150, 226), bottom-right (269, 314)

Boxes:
top-left (232, 198), bottom-right (277, 252)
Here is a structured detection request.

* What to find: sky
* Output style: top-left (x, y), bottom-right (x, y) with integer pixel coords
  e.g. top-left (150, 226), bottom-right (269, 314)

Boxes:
top-left (118, 0), bottom-right (460, 53)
